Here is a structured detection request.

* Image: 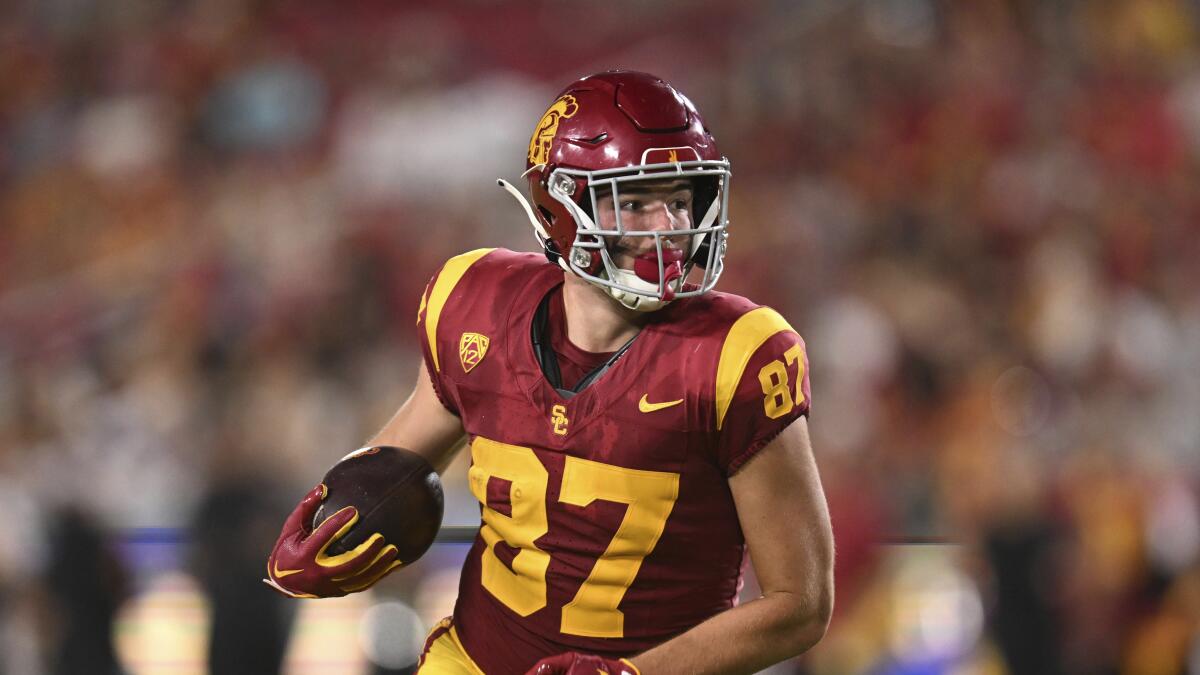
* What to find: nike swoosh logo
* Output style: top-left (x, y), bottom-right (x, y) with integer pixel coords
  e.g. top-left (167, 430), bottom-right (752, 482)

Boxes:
top-left (272, 561), bottom-right (303, 579)
top-left (638, 394), bottom-right (683, 413)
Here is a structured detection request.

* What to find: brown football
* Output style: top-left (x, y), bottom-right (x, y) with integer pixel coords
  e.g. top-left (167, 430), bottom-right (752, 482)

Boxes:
top-left (312, 446), bottom-right (443, 560)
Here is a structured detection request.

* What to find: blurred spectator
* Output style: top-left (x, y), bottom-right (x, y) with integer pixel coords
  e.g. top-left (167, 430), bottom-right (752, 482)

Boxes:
top-left (42, 507), bottom-right (128, 675)
top-left (189, 460), bottom-right (294, 675)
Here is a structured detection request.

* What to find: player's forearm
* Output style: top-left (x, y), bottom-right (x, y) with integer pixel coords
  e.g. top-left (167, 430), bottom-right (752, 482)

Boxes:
top-left (628, 585), bottom-right (833, 675)
top-left (366, 362), bottom-right (465, 471)
top-left (366, 401), bottom-right (463, 471)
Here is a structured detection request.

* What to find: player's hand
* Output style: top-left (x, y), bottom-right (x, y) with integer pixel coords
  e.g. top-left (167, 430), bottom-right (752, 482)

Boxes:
top-left (263, 484), bottom-right (400, 598)
top-left (526, 652), bottom-right (640, 675)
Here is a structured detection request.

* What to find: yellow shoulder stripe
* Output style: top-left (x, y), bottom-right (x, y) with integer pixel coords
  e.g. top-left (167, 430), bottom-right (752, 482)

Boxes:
top-left (416, 282), bottom-right (429, 325)
top-left (424, 248), bottom-right (495, 372)
top-left (715, 307), bottom-right (796, 430)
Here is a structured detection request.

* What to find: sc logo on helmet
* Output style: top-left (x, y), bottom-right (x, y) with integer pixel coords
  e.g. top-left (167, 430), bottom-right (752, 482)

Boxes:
top-left (528, 95), bottom-right (579, 165)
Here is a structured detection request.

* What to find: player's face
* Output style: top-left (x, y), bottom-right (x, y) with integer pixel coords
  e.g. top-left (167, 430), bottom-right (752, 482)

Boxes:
top-left (595, 179), bottom-right (694, 268)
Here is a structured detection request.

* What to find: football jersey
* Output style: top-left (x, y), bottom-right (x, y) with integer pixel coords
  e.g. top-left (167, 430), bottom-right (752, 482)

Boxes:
top-left (416, 248), bottom-right (811, 674)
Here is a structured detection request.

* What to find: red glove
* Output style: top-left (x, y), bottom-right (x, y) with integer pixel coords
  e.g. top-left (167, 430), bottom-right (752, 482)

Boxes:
top-left (264, 484), bottom-right (401, 598)
top-left (526, 653), bottom-right (640, 675)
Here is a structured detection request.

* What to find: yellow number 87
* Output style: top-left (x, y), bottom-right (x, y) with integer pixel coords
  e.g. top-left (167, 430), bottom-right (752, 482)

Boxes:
top-left (758, 343), bottom-right (806, 419)
top-left (468, 437), bottom-right (679, 638)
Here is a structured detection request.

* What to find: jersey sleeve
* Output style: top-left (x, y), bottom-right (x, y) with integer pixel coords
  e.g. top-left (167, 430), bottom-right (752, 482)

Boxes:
top-left (414, 248), bottom-right (497, 417)
top-left (711, 308), bottom-right (812, 476)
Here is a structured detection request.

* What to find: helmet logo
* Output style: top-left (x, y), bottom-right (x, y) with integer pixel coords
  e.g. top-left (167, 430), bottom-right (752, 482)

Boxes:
top-left (528, 95), bottom-right (579, 165)
top-left (642, 147), bottom-right (700, 164)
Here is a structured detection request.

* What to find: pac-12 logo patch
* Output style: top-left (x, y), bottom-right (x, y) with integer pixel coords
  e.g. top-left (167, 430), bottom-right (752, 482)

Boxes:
top-left (528, 94), bottom-right (579, 165)
top-left (459, 332), bottom-right (490, 373)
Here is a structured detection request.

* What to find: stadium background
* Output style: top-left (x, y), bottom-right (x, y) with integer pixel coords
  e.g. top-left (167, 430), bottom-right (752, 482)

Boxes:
top-left (2, 0), bottom-right (1199, 672)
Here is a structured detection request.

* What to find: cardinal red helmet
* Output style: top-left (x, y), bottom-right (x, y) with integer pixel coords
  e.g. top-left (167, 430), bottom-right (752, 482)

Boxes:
top-left (499, 70), bottom-right (731, 311)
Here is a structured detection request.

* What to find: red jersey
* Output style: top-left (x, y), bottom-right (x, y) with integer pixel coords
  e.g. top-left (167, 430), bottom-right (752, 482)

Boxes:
top-left (416, 248), bottom-right (811, 674)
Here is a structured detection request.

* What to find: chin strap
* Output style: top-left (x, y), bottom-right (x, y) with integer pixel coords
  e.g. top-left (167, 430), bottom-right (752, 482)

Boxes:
top-left (498, 170), bottom-right (571, 273)
top-left (605, 268), bottom-right (680, 312)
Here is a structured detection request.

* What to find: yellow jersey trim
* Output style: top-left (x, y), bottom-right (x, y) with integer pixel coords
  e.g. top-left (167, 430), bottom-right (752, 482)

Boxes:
top-left (424, 248), bottom-right (495, 372)
top-left (448, 625), bottom-right (486, 675)
top-left (715, 307), bottom-right (796, 430)
top-left (416, 282), bottom-right (430, 325)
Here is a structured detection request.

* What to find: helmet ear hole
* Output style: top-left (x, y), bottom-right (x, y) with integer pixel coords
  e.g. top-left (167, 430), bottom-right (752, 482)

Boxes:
top-left (537, 206), bottom-right (556, 224)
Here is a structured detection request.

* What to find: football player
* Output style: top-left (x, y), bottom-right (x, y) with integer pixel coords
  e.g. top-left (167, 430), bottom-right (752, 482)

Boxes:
top-left (267, 70), bottom-right (834, 674)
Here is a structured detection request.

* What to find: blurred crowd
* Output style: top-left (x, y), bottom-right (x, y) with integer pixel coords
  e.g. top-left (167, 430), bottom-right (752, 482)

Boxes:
top-left (2, 0), bottom-right (1199, 673)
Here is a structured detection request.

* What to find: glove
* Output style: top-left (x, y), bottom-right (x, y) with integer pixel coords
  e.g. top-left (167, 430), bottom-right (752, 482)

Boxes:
top-left (264, 484), bottom-right (401, 598)
top-left (526, 652), bottom-right (640, 675)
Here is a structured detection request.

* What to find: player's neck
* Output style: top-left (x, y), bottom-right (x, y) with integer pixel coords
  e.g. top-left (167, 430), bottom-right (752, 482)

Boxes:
top-left (560, 275), bottom-right (645, 353)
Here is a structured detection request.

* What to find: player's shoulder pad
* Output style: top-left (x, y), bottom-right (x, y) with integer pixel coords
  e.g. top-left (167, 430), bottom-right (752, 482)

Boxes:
top-left (710, 298), bottom-right (801, 431)
top-left (418, 248), bottom-right (544, 373)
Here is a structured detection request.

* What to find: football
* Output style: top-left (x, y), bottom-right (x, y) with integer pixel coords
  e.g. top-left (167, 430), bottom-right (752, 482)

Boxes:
top-left (312, 446), bottom-right (444, 561)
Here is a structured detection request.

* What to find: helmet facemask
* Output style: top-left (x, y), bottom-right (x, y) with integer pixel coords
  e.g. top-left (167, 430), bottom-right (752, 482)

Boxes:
top-left (544, 158), bottom-right (731, 312)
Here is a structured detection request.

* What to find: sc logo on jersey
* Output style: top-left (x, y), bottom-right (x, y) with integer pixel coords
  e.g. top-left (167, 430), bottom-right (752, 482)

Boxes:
top-left (550, 404), bottom-right (569, 436)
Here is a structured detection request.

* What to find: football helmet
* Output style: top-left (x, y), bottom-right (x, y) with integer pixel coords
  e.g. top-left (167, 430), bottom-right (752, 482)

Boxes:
top-left (499, 70), bottom-right (731, 311)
